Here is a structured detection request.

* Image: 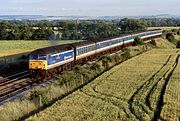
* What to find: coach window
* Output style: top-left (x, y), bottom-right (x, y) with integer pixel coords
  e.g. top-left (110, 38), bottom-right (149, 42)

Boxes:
top-left (79, 49), bottom-right (81, 55)
top-left (86, 47), bottom-right (88, 52)
top-left (86, 46), bottom-right (88, 52)
top-left (78, 49), bottom-right (80, 55)
top-left (83, 47), bottom-right (85, 53)
top-left (80, 49), bottom-right (82, 55)
top-left (82, 48), bottom-right (84, 54)
top-left (56, 55), bottom-right (60, 60)
top-left (84, 47), bottom-right (86, 53)
top-left (87, 46), bottom-right (89, 52)
top-left (47, 55), bottom-right (51, 60)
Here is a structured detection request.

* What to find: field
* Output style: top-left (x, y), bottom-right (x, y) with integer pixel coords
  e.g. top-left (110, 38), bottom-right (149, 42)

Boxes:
top-left (0, 40), bottom-right (80, 57)
top-left (148, 27), bottom-right (180, 31)
top-left (160, 54), bottom-right (180, 120)
top-left (26, 39), bottom-right (180, 120)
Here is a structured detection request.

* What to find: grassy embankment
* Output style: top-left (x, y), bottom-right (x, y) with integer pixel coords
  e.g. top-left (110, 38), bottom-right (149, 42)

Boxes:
top-left (26, 38), bottom-right (180, 121)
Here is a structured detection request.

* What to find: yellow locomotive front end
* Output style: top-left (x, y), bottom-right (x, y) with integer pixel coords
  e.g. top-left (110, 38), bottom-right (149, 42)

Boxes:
top-left (29, 53), bottom-right (48, 70)
top-left (29, 60), bottom-right (47, 70)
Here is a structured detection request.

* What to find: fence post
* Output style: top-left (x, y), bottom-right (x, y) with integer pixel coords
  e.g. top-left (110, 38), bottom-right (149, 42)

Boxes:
top-left (27, 101), bottom-right (29, 115)
top-left (81, 75), bottom-right (84, 85)
top-left (39, 95), bottom-right (42, 107)
top-left (13, 107), bottom-right (15, 121)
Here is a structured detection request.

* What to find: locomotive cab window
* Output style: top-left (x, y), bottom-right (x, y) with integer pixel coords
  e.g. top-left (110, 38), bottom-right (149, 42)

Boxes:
top-left (29, 54), bottom-right (38, 60)
top-left (38, 55), bottom-right (47, 60)
top-left (47, 55), bottom-right (51, 60)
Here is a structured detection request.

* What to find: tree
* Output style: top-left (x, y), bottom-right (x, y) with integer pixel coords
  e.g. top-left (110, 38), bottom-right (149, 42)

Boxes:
top-left (119, 18), bottom-right (147, 33)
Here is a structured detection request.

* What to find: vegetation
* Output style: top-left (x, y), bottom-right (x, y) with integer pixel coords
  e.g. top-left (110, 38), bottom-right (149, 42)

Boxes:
top-left (0, 18), bottom-right (148, 41)
top-left (160, 53), bottom-right (180, 121)
top-left (148, 27), bottom-right (180, 31)
top-left (149, 39), bottom-right (157, 46)
top-left (0, 41), bottom-right (151, 121)
top-left (1, 27), bottom-right (178, 121)
top-left (176, 41), bottom-right (180, 48)
top-left (1, 18), bottom-right (180, 41)
top-left (133, 37), bottom-right (144, 45)
top-left (119, 18), bottom-right (147, 32)
top-left (26, 48), bottom-right (179, 121)
top-left (166, 33), bottom-right (177, 44)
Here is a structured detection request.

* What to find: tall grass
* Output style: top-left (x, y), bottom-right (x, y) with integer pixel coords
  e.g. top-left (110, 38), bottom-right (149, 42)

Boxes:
top-left (26, 48), bottom-right (178, 121)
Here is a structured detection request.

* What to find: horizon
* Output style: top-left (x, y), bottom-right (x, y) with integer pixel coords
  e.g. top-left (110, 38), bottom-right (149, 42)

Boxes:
top-left (0, 0), bottom-right (180, 16)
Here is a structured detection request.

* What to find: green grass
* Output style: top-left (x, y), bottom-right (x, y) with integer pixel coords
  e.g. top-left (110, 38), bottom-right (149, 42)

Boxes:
top-left (0, 40), bottom-right (81, 57)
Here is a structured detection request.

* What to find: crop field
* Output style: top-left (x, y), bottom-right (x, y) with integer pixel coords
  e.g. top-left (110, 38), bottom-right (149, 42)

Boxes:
top-left (0, 40), bottom-right (81, 57)
top-left (26, 47), bottom-right (180, 121)
top-left (148, 27), bottom-right (180, 31)
top-left (160, 55), bottom-right (180, 121)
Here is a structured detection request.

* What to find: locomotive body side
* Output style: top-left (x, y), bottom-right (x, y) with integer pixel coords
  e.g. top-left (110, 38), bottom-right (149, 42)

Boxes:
top-left (47, 50), bottom-right (74, 70)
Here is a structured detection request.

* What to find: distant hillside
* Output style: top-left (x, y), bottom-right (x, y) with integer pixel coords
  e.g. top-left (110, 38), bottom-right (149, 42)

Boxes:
top-left (0, 14), bottom-right (180, 21)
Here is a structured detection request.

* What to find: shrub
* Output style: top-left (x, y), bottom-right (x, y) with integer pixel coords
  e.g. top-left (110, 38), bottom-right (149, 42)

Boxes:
top-left (101, 56), bottom-right (113, 69)
top-left (150, 39), bottom-right (157, 46)
top-left (112, 54), bottom-right (122, 64)
top-left (177, 31), bottom-right (180, 36)
top-left (122, 48), bottom-right (131, 60)
top-left (166, 33), bottom-right (175, 43)
top-left (133, 37), bottom-right (144, 45)
top-left (172, 29), bottom-right (178, 33)
top-left (29, 90), bottom-right (49, 106)
top-left (90, 62), bottom-right (101, 72)
top-left (176, 41), bottom-right (180, 48)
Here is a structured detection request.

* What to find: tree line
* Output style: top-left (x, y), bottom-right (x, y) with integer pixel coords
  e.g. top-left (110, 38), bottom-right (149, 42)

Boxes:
top-left (0, 18), bottom-right (180, 40)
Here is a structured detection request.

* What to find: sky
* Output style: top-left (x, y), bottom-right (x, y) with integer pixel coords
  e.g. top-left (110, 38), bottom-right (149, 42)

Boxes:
top-left (0, 0), bottom-right (180, 16)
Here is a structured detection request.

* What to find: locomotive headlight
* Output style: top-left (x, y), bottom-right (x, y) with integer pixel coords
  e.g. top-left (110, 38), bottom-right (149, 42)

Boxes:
top-left (29, 60), bottom-right (47, 70)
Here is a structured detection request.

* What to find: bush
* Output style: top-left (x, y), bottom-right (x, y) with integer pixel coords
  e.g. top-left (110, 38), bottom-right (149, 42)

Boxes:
top-left (101, 56), bottom-right (113, 69)
top-left (177, 31), bottom-right (180, 36)
top-left (133, 37), bottom-right (144, 45)
top-left (150, 39), bottom-right (157, 46)
top-left (29, 90), bottom-right (49, 106)
top-left (122, 48), bottom-right (131, 60)
top-left (90, 62), bottom-right (101, 72)
top-left (166, 33), bottom-right (175, 43)
top-left (112, 54), bottom-right (122, 64)
top-left (172, 29), bottom-right (178, 33)
top-left (176, 41), bottom-right (180, 48)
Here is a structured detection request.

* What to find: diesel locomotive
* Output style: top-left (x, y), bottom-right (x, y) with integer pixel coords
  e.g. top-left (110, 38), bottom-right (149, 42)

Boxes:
top-left (29, 29), bottom-right (162, 79)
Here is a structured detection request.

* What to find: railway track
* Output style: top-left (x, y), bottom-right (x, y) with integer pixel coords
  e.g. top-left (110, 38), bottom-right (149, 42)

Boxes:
top-left (0, 71), bottom-right (38, 103)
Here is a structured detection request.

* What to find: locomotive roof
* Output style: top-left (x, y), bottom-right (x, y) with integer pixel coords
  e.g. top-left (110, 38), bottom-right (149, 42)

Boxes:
top-left (31, 44), bottom-right (73, 54)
